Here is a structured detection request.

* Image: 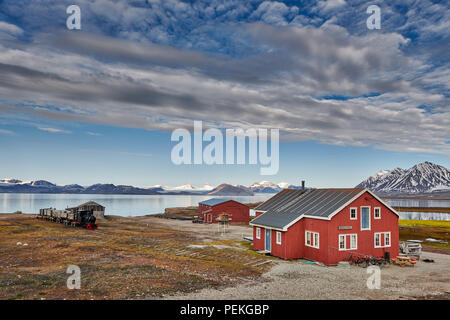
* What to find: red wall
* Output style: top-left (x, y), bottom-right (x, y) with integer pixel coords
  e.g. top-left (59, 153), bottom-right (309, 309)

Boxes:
top-left (199, 201), bottom-right (250, 223)
top-left (326, 192), bottom-right (399, 265)
top-left (252, 191), bottom-right (399, 265)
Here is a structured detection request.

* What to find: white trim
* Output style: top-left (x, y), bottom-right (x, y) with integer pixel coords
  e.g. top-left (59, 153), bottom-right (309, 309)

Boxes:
top-left (256, 227), bottom-right (261, 239)
top-left (350, 207), bottom-right (357, 220)
top-left (374, 207), bottom-right (381, 219)
top-left (305, 230), bottom-right (319, 249)
top-left (339, 233), bottom-right (358, 251)
top-left (360, 206), bottom-right (371, 231)
top-left (338, 234), bottom-right (346, 251)
top-left (350, 234), bottom-right (358, 250)
top-left (276, 231), bottom-right (282, 245)
top-left (249, 223), bottom-right (285, 232)
top-left (385, 232), bottom-right (391, 247)
top-left (375, 232), bottom-right (391, 248)
top-left (374, 232), bottom-right (381, 248)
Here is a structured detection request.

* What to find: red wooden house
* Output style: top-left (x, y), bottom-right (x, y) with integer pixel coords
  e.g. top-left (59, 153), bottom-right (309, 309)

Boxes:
top-left (198, 198), bottom-right (250, 223)
top-left (250, 188), bottom-right (399, 265)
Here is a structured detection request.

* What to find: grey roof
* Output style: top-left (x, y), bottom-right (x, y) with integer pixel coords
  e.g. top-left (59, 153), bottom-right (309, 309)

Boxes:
top-left (251, 188), bottom-right (364, 230)
top-left (69, 201), bottom-right (105, 209)
top-left (199, 198), bottom-right (237, 206)
top-left (254, 189), bottom-right (307, 211)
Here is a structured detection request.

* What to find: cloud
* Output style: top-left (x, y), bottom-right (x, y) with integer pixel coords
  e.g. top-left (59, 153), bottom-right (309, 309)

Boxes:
top-left (86, 131), bottom-right (102, 136)
top-left (0, 128), bottom-right (14, 135)
top-left (0, 0), bottom-right (448, 156)
top-left (0, 21), bottom-right (23, 39)
top-left (37, 127), bottom-right (71, 134)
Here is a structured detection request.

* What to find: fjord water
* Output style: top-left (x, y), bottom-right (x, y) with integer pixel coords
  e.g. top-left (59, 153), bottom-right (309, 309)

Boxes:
top-left (0, 193), bottom-right (275, 216)
top-left (0, 193), bottom-right (449, 220)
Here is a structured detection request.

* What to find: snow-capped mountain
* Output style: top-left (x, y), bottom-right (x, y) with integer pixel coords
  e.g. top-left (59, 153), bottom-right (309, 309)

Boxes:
top-left (163, 184), bottom-right (214, 191)
top-left (249, 181), bottom-right (297, 193)
top-left (356, 162), bottom-right (450, 194)
top-left (0, 178), bottom-right (295, 196)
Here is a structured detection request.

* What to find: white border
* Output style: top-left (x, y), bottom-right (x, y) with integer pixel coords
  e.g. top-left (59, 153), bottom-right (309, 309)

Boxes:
top-left (305, 230), bottom-right (319, 249)
top-left (360, 206), bottom-right (371, 231)
top-left (374, 207), bottom-right (381, 219)
top-left (276, 231), bottom-right (282, 245)
top-left (339, 233), bottom-right (358, 251)
top-left (350, 207), bottom-right (357, 220)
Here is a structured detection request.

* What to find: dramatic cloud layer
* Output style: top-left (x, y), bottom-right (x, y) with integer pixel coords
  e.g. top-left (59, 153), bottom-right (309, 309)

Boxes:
top-left (0, 0), bottom-right (449, 154)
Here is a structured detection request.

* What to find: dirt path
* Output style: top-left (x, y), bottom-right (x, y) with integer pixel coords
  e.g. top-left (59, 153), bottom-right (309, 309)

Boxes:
top-left (167, 251), bottom-right (450, 300)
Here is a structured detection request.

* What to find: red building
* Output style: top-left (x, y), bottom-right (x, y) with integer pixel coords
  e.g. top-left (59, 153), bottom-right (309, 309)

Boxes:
top-left (250, 188), bottom-right (399, 265)
top-left (198, 198), bottom-right (250, 223)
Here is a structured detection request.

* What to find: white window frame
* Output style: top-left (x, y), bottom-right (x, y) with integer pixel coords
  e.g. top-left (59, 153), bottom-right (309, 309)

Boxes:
top-left (384, 232), bottom-right (391, 247)
top-left (305, 230), bottom-right (319, 249)
top-left (339, 233), bottom-right (358, 251)
top-left (350, 207), bottom-right (357, 220)
top-left (276, 231), bottom-right (282, 245)
top-left (360, 206), bottom-right (371, 231)
top-left (374, 207), bottom-right (381, 219)
top-left (305, 231), bottom-right (311, 246)
top-left (374, 233), bottom-right (381, 248)
top-left (350, 234), bottom-right (358, 250)
top-left (339, 234), bottom-right (346, 250)
top-left (256, 227), bottom-right (261, 239)
top-left (374, 232), bottom-right (391, 248)
top-left (314, 233), bottom-right (319, 249)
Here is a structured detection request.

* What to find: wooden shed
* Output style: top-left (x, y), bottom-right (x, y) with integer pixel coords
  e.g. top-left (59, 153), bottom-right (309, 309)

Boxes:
top-left (68, 201), bottom-right (105, 220)
top-left (198, 198), bottom-right (250, 223)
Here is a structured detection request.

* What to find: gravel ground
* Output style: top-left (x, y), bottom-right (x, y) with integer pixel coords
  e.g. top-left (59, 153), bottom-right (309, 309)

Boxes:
top-left (167, 251), bottom-right (450, 300)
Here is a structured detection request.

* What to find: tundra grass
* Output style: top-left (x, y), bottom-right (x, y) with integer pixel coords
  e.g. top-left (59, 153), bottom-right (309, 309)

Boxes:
top-left (399, 219), bottom-right (450, 254)
top-left (0, 216), bottom-right (269, 300)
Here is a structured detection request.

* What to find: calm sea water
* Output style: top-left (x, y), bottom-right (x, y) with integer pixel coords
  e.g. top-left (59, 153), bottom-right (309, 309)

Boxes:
top-left (0, 193), bottom-right (275, 216)
top-left (1, 193), bottom-right (449, 220)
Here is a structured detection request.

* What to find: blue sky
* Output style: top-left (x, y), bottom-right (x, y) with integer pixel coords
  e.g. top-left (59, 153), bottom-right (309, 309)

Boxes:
top-left (0, 0), bottom-right (449, 188)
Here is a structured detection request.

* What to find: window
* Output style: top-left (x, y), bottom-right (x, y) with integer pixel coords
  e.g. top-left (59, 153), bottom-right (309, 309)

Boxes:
top-left (361, 206), bottom-right (371, 230)
top-left (350, 207), bottom-right (357, 220)
top-left (374, 207), bottom-right (381, 219)
top-left (256, 227), bottom-right (261, 239)
top-left (339, 234), bottom-right (358, 250)
top-left (350, 234), bottom-right (357, 250)
top-left (276, 231), bottom-right (282, 245)
top-left (305, 231), bottom-right (319, 249)
top-left (374, 232), bottom-right (391, 248)
top-left (374, 233), bottom-right (381, 247)
top-left (305, 231), bottom-right (311, 246)
top-left (339, 235), bottom-right (345, 250)
top-left (385, 232), bottom-right (390, 247)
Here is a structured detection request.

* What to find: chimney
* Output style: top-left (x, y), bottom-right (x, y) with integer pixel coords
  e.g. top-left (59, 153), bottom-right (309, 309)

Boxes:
top-left (301, 180), bottom-right (305, 190)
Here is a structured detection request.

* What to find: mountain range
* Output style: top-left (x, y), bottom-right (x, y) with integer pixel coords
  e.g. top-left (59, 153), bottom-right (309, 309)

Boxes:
top-left (356, 161), bottom-right (450, 195)
top-left (0, 179), bottom-right (298, 196)
top-left (2, 161), bottom-right (449, 196)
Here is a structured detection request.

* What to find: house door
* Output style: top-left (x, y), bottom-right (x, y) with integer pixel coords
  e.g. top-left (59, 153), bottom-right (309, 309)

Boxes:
top-left (265, 229), bottom-right (271, 252)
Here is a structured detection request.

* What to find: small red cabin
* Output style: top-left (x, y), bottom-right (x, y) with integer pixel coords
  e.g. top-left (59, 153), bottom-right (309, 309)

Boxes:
top-left (198, 198), bottom-right (250, 223)
top-left (250, 188), bottom-right (399, 265)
